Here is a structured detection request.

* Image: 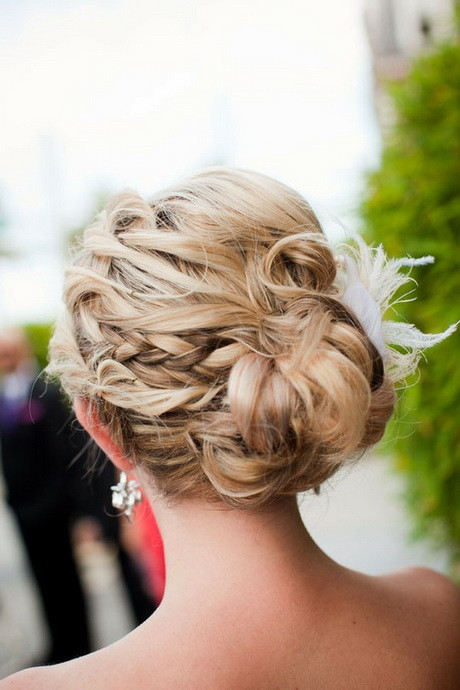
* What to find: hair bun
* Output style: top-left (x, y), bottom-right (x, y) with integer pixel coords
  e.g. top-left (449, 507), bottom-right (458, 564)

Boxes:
top-left (227, 352), bottom-right (292, 455)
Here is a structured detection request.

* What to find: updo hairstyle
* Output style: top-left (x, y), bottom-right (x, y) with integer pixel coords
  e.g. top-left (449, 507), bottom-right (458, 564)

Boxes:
top-left (48, 167), bottom-right (396, 508)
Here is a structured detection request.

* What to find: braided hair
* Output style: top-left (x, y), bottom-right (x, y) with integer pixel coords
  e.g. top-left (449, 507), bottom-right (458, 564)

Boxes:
top-left (48, 167), bottom-right (395, 508)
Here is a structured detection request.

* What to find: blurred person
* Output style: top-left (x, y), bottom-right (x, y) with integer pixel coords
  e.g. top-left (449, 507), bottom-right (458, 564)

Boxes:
top-left (69, 444), bottom-right (158, 622)
top-left (0, 329), bottom-right (156, 670)
top-left (135, 499), bottom-right (165, 605)
top-left (3, 168), bottom-right (460, 688)
top-left (0, 328), bottom-right (91, 664)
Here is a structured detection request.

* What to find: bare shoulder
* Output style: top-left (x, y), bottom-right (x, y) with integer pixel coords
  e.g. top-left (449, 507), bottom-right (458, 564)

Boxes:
top-left (0, 629), bottom-right (165, 690)
top-left (0, 649), bottom-right (108, 689)
top-left (0, 665), bottom-right (61, 690)
top-left (380, 566), bottom-right (460, 683)
top-left (0, 655), bottom-right (111, 690)
top-left (384, 565), bottom-right (460, 617)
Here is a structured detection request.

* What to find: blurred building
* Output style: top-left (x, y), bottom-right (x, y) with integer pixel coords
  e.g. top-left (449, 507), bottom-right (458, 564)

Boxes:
top-left (365, 0), bottom-right (456, 128)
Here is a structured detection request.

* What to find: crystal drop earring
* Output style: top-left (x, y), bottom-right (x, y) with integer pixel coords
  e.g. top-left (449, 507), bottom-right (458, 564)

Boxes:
top-left (111, 471), bottom-right (143, 522)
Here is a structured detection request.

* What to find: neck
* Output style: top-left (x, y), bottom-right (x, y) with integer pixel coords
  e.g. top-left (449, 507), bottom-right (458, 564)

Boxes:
top-left (140, 478), bottom-right (331, 609)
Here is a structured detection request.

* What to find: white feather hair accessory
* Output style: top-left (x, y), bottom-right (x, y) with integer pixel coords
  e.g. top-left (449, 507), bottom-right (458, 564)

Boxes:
top-left (333, 233), bottom-right (459, 383)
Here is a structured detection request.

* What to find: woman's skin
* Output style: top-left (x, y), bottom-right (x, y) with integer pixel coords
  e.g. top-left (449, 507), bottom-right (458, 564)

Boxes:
top-left (3, 399), bottom-right (460, 689)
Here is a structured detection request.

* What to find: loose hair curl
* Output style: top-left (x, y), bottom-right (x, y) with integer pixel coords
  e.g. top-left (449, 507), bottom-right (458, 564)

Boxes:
top-left (48, 167), bottom-right (395, 508)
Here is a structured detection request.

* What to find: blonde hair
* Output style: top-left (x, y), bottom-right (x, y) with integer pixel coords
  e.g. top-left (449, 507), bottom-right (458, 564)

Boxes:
top-left (48, 167), bottom-right (395, 508)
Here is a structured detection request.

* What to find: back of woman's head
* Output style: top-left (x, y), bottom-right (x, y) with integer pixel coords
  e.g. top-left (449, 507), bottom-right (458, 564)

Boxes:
top-left (48, 167), bottom-right (396, 508)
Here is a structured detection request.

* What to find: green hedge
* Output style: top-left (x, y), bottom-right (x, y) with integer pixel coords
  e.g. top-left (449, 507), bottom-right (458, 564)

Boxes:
top-left (23, 322), bottom-right (53, 372)
top-left (362, 33), bottom-right (460, 571)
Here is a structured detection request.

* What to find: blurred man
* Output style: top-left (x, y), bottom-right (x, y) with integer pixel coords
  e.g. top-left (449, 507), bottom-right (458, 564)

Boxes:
top-left (0, 328), bottom-right (91, 664)
top-left (0, 328), bottom-right (156, 667)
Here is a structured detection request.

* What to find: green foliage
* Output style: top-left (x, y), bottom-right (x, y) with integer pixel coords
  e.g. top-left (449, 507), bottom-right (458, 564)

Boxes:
top-left (23, 322), bottom-right (53, 371)
top-left (362, 34), bottom-right (460, 570)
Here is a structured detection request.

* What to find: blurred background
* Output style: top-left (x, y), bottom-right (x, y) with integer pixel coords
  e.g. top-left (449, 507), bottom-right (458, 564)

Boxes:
top-left (0, 0), bottom-right (459, 678)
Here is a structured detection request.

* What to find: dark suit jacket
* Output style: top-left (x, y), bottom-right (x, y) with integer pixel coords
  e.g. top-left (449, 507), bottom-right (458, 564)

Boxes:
top-left (0, 375), bottom-right (89, 526)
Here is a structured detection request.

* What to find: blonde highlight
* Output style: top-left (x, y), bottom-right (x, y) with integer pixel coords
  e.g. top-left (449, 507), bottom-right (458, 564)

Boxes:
top-left (48, 167), bottom-right (395, 508)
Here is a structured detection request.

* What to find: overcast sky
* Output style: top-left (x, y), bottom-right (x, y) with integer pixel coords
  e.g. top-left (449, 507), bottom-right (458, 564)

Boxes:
top-left (0, 0), bottom-right (380, 324)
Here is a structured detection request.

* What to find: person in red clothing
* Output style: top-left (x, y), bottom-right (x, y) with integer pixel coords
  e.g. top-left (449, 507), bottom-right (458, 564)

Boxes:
top-left (70, 443), bottom-right (159, 621)
top-left (135, 500), bottom-right (165, 604)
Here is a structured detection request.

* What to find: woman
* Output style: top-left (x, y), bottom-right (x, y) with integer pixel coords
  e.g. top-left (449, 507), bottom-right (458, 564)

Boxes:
top-left (4, 167), bottom-right (459, 688)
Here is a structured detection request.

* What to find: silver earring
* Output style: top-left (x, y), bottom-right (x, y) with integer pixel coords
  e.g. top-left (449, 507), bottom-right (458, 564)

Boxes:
top-left (111, 471), bottom-right (143, 522)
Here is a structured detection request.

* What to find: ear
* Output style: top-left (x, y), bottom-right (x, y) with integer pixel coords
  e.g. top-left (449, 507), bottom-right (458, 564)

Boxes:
top-left (74, 397), bottom-right (132, 472)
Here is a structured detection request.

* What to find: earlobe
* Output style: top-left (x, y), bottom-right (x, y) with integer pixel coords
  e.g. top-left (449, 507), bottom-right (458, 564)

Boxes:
top-left (73, 397), bottom-right (133, 471)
